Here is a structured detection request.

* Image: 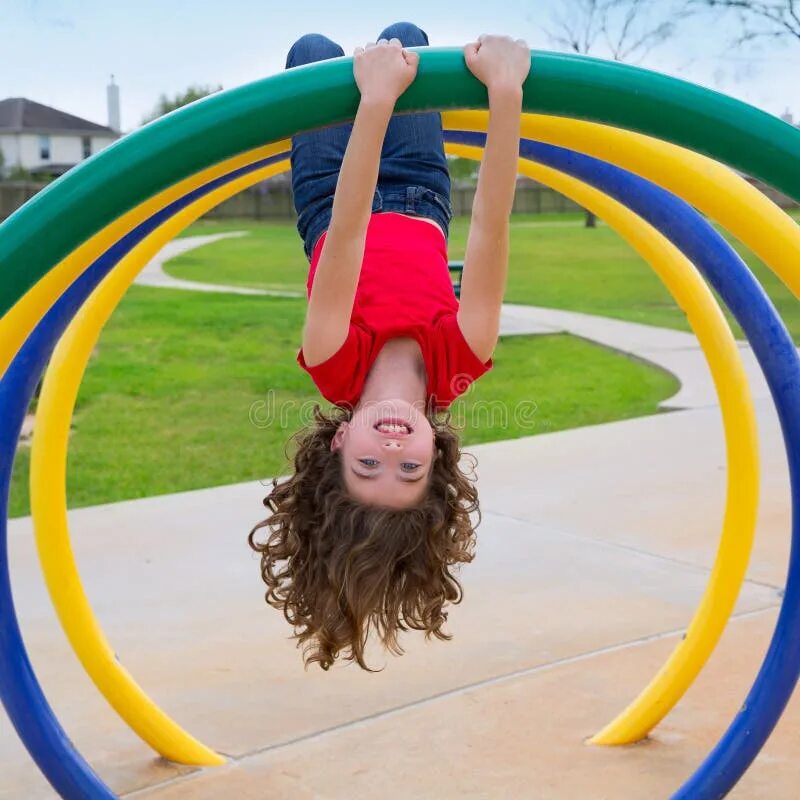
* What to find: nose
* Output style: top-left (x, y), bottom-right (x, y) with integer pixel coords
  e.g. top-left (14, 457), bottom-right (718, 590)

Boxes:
top-left (383, 439), bottom-right (402, 449)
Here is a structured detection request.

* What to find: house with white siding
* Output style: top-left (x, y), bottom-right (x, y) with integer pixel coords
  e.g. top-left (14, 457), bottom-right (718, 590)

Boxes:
top-left (0, 85), bottom-right (121, 178)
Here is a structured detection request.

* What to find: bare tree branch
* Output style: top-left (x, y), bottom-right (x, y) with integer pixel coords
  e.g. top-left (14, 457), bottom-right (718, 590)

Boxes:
top-left (545, 0), bottom-right (689, 226)
top-left (606, 0), bottom-right (643, 57)
top-left (547, 0), bottom-right (691, 64)
top-left (689, 0), bottom-right (800, 42)
top-left (545, 0), bottom-right (607, 55)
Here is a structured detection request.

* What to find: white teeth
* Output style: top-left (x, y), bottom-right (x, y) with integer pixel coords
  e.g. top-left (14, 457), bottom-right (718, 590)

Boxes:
top-left (377, 422), bottom-right (408, 433)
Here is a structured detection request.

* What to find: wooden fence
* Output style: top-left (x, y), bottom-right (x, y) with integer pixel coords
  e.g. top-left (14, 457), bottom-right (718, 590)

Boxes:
top-left (2, 176), bottom-right (797, 223)
top-left (0, 182), bottom-right (44, 221)
top-left (201, 182), bottom-right (587, 219)
top-left (0, 180), bottom-right (588, 222)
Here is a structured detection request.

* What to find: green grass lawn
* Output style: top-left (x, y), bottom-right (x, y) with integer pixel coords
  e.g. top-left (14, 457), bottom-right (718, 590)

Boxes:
top-left (13, 205), bottom-right (797, 517)
top-left (7, 282), bottom-right (678, 517)
top-left (168, 210), bottom-right (800, 341)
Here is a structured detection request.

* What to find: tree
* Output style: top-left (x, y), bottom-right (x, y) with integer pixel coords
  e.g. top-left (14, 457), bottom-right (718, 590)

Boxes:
top-left (688, 1), bottom-right (800, 45)
top-left (142, 84), bottom-right (223, 124)
top-left (447, 156), bottom-right (479, 184)
top-left (549, 0), bottom-right (686, 61)
top-left (547, 0), bottom-right (688, 226)
top-left (6, 165), bottom-right (35, 182)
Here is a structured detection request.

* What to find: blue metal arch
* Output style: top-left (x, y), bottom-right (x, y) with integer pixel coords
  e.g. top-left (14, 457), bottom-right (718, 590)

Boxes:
top-left (0, 152), bottom-right (285, 799)
top-left (446, 129), bottom-right (800, 799)
top-left (2, 135), bottom-right (798, 798)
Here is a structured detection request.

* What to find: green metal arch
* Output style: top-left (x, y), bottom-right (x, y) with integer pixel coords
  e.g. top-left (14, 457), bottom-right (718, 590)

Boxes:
top-left (2, 48), bottom-right (800, 316)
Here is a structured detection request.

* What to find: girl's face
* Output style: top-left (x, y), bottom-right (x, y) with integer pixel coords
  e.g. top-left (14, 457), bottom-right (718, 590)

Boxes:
top-left (330, 399), bottom-right (435, 508)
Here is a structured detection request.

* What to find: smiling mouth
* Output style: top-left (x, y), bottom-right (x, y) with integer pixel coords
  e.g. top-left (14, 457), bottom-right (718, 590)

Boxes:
top-left (374, 418), bottom-right (413, 435)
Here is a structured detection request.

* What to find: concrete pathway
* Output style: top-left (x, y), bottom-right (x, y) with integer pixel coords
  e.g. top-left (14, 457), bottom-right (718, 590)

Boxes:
top-left (6, 230), bottom-right (791, 797)
top-left (3, 400), bottom-right (796, 798)
top-left (499, 303), bottom-right (772, 410)
top-left (133, 232), bottom-right (301, 298)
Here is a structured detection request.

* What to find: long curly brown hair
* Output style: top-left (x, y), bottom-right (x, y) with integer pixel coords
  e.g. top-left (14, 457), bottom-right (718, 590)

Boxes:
top-left (248, 405), bottom-right (479, 671)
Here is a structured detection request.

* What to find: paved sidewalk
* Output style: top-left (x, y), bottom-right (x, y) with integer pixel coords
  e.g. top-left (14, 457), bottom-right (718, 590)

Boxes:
top-left (3, 400), bottom-right (797, 799)
top-left (499, 303), bottom-right (772, 410)
top-left (133, 232), bottom-right (301, 297)
top-left (8, 229), bottom-right (786, 797)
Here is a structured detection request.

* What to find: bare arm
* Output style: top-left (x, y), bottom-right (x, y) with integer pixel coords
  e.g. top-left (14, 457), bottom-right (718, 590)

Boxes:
top-left (457, 35), bottom-right (530, 363)
top-left (457, 86), bottom-right (522, 362)
top-left (301, 40), bottom-right (419, 367)
top-left (302, 97), bottom-right (394, 366)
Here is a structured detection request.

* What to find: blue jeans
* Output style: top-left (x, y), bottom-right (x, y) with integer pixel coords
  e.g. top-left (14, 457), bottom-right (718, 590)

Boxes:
top-left (285, 21), bottom-right (453, 261)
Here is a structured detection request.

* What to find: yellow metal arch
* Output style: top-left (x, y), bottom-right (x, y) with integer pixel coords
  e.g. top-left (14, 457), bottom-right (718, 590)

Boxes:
top-left (30, 135), bottom-right (757, 762)
top-left (29, 159), bottom-right (288, 766)
top-left (450, 141), bottom-right (759, 745)
top-left (18, 108), bottom-right (798, 759)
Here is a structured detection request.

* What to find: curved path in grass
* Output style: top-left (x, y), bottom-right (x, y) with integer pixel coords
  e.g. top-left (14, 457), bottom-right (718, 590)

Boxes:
top-left (135, 232), bottom-right (301, 298)
top-left (145, 231), bottom-right (777, 412)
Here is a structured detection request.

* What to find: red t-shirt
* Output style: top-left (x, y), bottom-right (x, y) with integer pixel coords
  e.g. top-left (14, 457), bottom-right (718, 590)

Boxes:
top-left (297, 212), bottom-right (492, 410)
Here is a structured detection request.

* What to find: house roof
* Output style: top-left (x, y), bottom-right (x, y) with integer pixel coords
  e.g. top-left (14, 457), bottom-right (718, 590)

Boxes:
top-left (0, 97), bottom-right (118, 136)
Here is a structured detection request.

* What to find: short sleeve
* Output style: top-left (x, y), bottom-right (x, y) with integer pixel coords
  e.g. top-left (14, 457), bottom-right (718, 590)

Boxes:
top-left (427, 315), bottom-right (493, 408)
top-left (297, 325), bottom-right (371, 409)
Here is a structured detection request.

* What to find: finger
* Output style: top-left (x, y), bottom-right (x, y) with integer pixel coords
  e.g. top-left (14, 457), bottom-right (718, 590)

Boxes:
top-left (403, 49), bottom-right (420, 68)
top-left (388, 37), bottom-right (402, 48)
top-left (365, 41), bottom-right (377, 49)
top-left (353, 45), bottom-right (365, 56)
top-left (464, 42), bottom-right (480, 61)
top-left (477, 34), bottom-right (487, 43)
top-left (377, 38), bottom-right (389, 46)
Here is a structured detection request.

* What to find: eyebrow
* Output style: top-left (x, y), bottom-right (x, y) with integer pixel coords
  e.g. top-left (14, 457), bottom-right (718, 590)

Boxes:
top-left (350, 467), bottom-right (426, 483)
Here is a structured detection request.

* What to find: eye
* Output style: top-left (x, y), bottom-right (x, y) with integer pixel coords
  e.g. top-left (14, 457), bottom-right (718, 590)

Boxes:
top-left (358, 458), bottom-right (379, 468)
top-left (401, 462), bottom-right (421, 472)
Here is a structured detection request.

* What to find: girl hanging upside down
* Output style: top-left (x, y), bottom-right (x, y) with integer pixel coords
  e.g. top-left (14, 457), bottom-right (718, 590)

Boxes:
top-left (249, 22), bottom-right (530, 670)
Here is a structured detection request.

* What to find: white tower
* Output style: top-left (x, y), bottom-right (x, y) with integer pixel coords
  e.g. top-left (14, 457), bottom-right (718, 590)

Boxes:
top-left (107, 75), bottom-right (121, 133)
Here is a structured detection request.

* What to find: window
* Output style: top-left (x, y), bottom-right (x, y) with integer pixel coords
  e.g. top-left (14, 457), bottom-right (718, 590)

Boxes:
top-left (39, 134), bottom-right (51, 160)
top-left (82, 136), bottom-right (91, 159)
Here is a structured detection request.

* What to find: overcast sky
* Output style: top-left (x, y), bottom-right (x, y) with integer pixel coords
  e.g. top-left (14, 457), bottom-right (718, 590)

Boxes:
top-left (2, 0), bottom-right (798, 130)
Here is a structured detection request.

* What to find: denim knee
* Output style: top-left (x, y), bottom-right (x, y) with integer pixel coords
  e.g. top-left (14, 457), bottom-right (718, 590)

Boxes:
top-left (285, 33), bottom-right (344, 69)
top-left (377, 21), bottom-right (429, 47)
